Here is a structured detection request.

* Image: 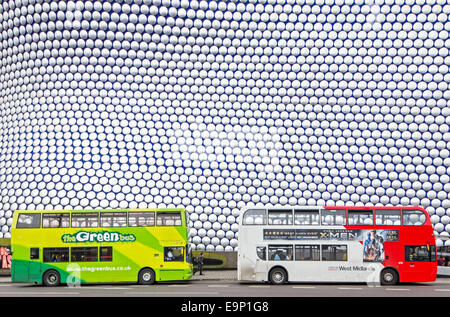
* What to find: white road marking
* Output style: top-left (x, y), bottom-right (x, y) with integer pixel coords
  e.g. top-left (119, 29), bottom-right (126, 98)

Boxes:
top-left (338, 287), bottom-right (363, 290)
top-left (126, 291), bottom-right (218, 295)
top-left (292, 286), bottom-right (316, 289)
top-left (385, 288), bottom-right (410, 291)
top-left (88, 287), bottom-right (132, 290)
top-left (208, 284), bottom-right (229, 288)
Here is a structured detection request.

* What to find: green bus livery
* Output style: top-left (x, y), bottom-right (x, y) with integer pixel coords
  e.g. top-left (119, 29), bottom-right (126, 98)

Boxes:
top-left (10, 209), bottom-right (193, 286)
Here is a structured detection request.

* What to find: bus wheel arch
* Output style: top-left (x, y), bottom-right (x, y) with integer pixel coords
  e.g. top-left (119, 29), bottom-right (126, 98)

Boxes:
top-left (42, 269), bottom-right (61, 287)
top-left (380, 267), bottom-right (399, 285)
top-left (269, 266), bottom-right (288, 285)
top-left (138, 267), bottom-right (156, 285)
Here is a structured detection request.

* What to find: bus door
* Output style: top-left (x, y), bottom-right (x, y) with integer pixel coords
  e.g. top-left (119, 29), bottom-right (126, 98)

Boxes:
top-left (14, 248), bottom-right (41, 282)
top-left (28, 248), bottom-right (42, 282)
top-left (161, 245), bottom-right (186, 280)
top-left (254, 246), bottom-right (268, 280)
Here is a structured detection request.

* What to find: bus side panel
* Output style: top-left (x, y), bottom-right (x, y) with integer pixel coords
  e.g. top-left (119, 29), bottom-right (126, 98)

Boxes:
top-left (396, 226), bottom-right (437, 283)
top-left (29, 260), bottom-right (42, 282)
top-left (159, 269), bottom-right (190, 281)
top-left (11, 259), bottom-right (29, 283)
top-left (399, 261), bottom-right (438, 283)
top-left (238, 253), bottom-right (268, 282)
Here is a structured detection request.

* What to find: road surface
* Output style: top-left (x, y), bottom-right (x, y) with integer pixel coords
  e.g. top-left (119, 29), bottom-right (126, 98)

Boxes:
top-left (0, 271), bottom-right (449, 297)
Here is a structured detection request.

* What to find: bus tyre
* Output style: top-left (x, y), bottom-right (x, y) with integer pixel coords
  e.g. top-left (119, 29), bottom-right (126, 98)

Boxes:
top-left (138, 268), bottom-right (156, 285)
top-left (43, 270), bottom-right (60, 287)
top-left (380, 268), bottom-right (399, 285)
top-left (269, 267), bottom-right (288, 285)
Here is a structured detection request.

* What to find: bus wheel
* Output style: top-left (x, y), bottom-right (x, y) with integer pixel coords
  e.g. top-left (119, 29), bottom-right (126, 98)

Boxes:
top-left (269, 267), bottom-right (288, 285)
top-left (43, 270), bottom-right (60, 287)
top-left (138, 268), bottom-right (156, 285)
top-left (380, 268), bottom-right (399, 285)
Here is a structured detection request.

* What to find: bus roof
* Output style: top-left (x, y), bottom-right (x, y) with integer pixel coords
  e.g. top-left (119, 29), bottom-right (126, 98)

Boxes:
top-left (239, 205), bottom-right (428, 214)
top-left (240, 205), bottom-right (425, 210)
top-left (13, 208), bottom-right (185, 214)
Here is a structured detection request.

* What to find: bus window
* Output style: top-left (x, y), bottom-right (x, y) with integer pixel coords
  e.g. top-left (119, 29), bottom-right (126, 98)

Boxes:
top-left (71, 247), bottom-right (98, 262)
top-left (43, 248), bottom-right (69, 263)
top-left (256, 247), bottom-right (266, 261)
top-left (17, 213), bottom-right (41, 228)
top-left (71, 213), bottom-right (99, 228)
top-left (186, 244), bottom-right (193, 263)
top-left (322, 245), bottom-right (348, 261)
top-left (295, 245), bottom-right (320, 261)
top-left (375, 209), bottom-right (401, 225)
top-left (268, 209), bottom-right (293, 225)
top-left (348, 210), bottom-right (373, 225)
top-left (403, 210), bottom-right (426, 226)
top-left (164, 247), bottom-right (184, 262)
top-left (128, 212), bottom-right (155, 227)
top-left (30, 248), bottom-right (39, 260)
top-left (42, 213), bottom-right (70, 228)
top-left (321, 209), bottom-right (346, 226)
top-left (405, 245), bottom-right (436, 262)
top-left (157, 212), bottom-right (182, 226)
top-left (243, 209), bottom-right (267, 225)
top-left (268, 245), bottom-right (293, 261)
top-left (294, 210), bottom-right (319, 225)
top-left (100, 247), bottom-right (113, 262)
top-left (100, 212), bottom-right (127, 227)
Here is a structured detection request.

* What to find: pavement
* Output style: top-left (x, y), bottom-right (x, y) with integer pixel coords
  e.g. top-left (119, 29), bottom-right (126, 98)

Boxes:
top-left (190, 269), bottom-right (237, 281)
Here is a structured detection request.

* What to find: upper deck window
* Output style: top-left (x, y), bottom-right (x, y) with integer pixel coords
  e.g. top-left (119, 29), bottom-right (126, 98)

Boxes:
top-left (100, 212), bottom-right (127, 227)
top-left (321, 209), bottom-right (346, 226)
top-left (375, 209), bottom-right (401, 226)
top-left (403, 210), bottom-right (427, 226)
top-left (294, 209), bottom-right (320, 225)
top-left (268, 209), bottom-right (293, 225)
top-left (17, 213), bottom-right (41, 228)
top-left (128, 212), bottom-right (155, 227)
top-left (348, 210), bottom-right (373, 225)
top-left (156, 212), bottom-right (182, 226)
top-left (71, 213), bottom-right (99, 228)
top-left (42, 213), bottom-right (70, 228)
top-left (242, 209), bottom-right (267, 225)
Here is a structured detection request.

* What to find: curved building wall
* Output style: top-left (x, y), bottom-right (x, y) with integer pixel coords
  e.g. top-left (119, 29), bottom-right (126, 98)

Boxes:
top-left (0, 0), bottom-right (449, 250)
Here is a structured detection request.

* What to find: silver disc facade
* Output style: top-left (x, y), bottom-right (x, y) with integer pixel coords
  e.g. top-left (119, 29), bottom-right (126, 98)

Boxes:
top-left (0, 0), bottom-right (449, 250)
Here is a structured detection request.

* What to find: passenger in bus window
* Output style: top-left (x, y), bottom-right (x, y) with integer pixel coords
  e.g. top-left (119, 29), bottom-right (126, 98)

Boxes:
top-left (273, 252), bottom-right (281, 261)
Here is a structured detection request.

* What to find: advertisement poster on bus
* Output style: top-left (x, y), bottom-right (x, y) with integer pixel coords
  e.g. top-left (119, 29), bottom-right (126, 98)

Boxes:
top-left (361, 230), bottom-right (388, 263)
top-left (263, 228), bottom-right (398, 242)
top-left (262, 228), bottom-right (398, 263)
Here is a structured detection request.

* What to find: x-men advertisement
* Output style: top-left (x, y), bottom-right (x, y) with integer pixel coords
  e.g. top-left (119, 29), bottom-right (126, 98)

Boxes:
top-left (263, 228), bottom-right (398, 263)
top-left (361, 230), bottom-right (387, 263)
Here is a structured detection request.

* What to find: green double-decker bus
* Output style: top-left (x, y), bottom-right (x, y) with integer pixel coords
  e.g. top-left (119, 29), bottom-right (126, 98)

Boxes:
top-left (11, 208), bottom-right (193, 286)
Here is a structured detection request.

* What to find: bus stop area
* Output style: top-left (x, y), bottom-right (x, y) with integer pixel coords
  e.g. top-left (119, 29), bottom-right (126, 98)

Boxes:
top-left (190, 269), bottom-right (236, 281)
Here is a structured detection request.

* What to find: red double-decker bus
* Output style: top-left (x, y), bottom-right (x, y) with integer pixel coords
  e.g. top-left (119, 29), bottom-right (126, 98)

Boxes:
top-left (238, 206), bottom-right (437, 285)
